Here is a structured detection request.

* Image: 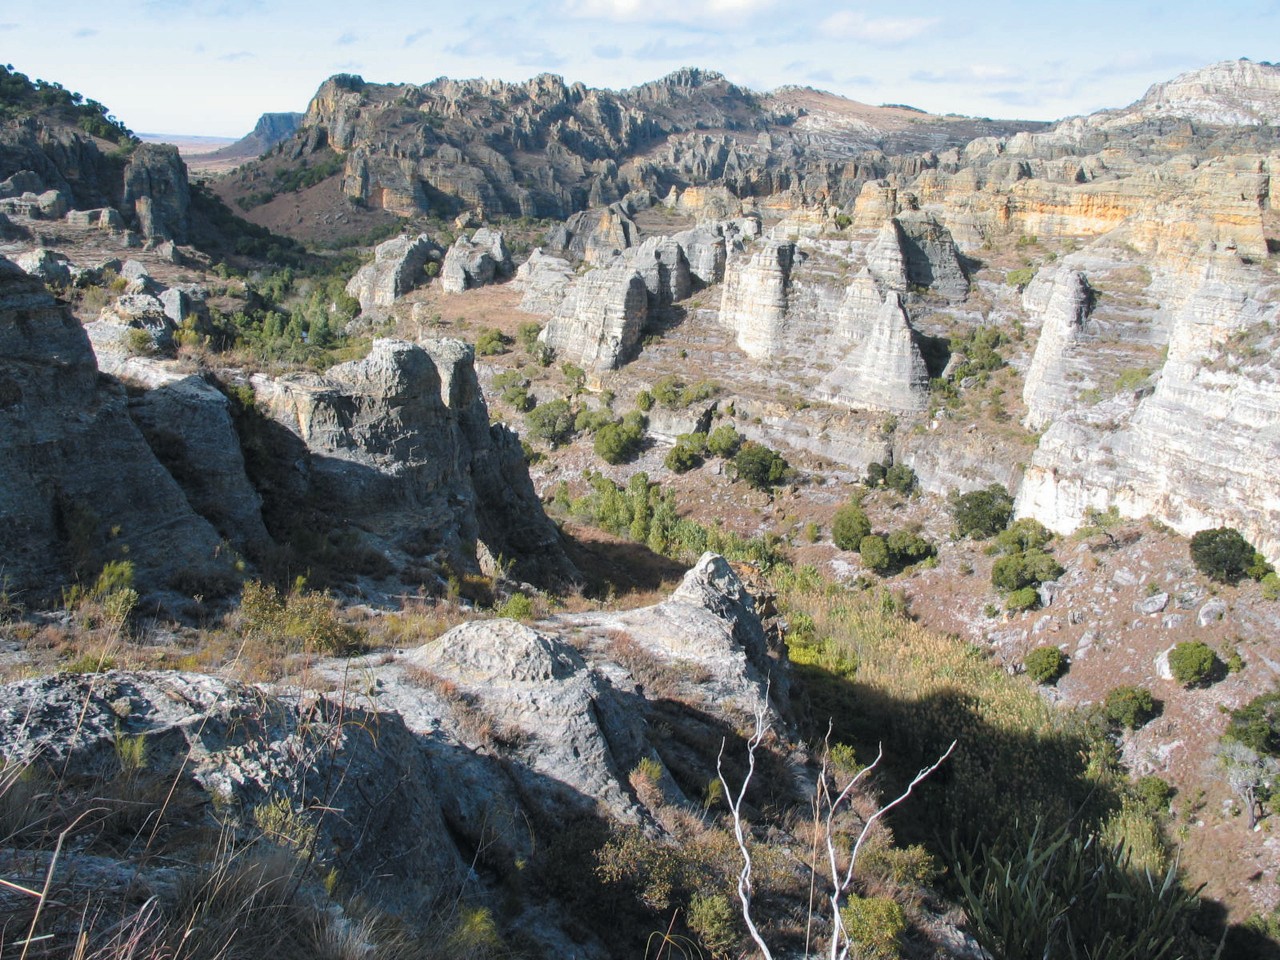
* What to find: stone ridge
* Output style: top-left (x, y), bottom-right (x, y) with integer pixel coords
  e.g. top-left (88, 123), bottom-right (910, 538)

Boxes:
top-left (1119, 59), bottom-right (1280, 126)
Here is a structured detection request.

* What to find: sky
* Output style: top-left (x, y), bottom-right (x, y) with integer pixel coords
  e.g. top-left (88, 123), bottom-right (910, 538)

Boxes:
top-left (4, 0), bottom-right (1279, 137)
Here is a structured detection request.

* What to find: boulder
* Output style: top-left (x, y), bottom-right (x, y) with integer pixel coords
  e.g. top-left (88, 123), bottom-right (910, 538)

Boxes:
top-left (14, 248), bottom-right (73, 287)
top-left (345, 233), bottom-right (439, 317)
top-left (439, 227), bottom-right (512, 294)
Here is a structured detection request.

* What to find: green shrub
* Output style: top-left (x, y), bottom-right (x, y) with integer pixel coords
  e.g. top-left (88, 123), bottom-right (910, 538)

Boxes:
top-left (1104, 686), bottom-right (1158, 730)
top-left (474, 327), bottom-right (510, 356)
top-left (494, 593), bottom-right (534, 621)
top-left (1261, 572), bottom-right (1280, 600)
top-left (1225, 690), bottom-right (1280, 755)
top-left (840, 896), bottom-right (905, 960)
top-left (525, 398), bottom-right (575, 447)
top-left (652, 374), bottom-right (685, 408)
top-left (950, 485), bottom-right (1015, 539)
top-left (1133, 776), bottom-right (1175, 815)
top-left (864, 461), bottom-right (887, 487)
top-left (1024, 646), bottom-right (1067, 684)
top-left (996, 518), bottom-right (1053, 554)
top-left (594, 418), bottom-right (645, 465)
top-left (1006, 267), bottom-right (1035, 289)
top-left (1167, 641), bottom-right (1219, 687)
top-left (886, 529), bottom-right (935, 565)
top-left (953, 819), bottom-right (1198, 960)
top-left (664, 433), bottom-right (707, 473)
top-left (574, 408), bottom-right (614, 434)
top-left (687, 892), bottom-right (739, 958)
top-left (883, 463), bottom-right (917, 495)
top-left (517, 321), bottom-right (543, 353)
top-left (860, 535), bottom-right (891, 573)
top-left (991, 550), bottom-right (1064, 592)
top-left (832, 503), bottom-right (872, 552)
top-left (705, 424), bottom-right (742, 458)
top-left (732, 442), bottom-right (789, 490)
top-left (635, 389), bottom-right (654, 412)
top-left (1006, 586), bottom-right (1040, 612)
top-left (1189, 526), bottom-right (1270, 584)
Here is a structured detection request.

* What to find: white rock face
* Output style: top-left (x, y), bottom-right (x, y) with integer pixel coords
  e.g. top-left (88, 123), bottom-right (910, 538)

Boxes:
top-left (1017, 253), bottom-right (1280, 563)
top-left (345, 233), bottom-right (438, 316)
top-left (541, 262), bottom-right (649, 371)
top-left (1022, 269), bottom-right (1096, 429)
top-left (440, 227), bottom-right (511, 294)
top-left (718, 238), bottom-right (795, 358)
top-left (513, 248), bottom-right (576, 315)
top-left (1117, 59), bottom-right (1280, 127)
top-left (670, 224), bottom-right (728, 286)
top-left (622, 235), bottom-right (692, 308)
top-left (818, 291), bottom-right (930, 414)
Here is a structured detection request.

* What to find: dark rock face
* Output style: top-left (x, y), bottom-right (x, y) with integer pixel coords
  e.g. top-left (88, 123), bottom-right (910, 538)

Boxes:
top-left (208, 111), bottom-right (306, 160)
top-left (0, 257), bottom-right (229, 599)
top-left (120, 144), bottom-right (190, 243)
top-left (290, 68), bottom-right (1042, 222)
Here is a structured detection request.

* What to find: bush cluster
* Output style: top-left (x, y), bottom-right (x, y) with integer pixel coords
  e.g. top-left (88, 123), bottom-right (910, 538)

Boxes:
top-left (1023, 646), bottom-right (1067, 684)
top-left (950, 485), bottom-right (1015, 539)
top-left (732, 442), bottom-right (789, 491)
top-left (1167, 641), bottom-right (1220, 687)
top-left (1189, 526), bottom-right (1273, 584)
top-left (1103, 686), bottom-right (1158, 730)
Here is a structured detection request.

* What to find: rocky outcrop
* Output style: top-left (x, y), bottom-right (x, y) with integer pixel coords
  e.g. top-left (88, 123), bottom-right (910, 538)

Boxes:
top-left (206, 111), bottom-right (306, 162)
top-left (549, 202), bottom-right (641, 263)
top-left (819, 291), bottom-right (930, 413)
top-left (120, 144), bottom-right (190, 243)
top-left (621, 235), bottom-right (691, 308)
top-left (513, 248), bottom-right (576, 316)
top-left (1022, 269), bottom-right (1096, 429)
top-left (0, 257), bottom-right (230, 599)
top-left (719, 239), bottom-right (795, 358)
top-left (250, 338), bottom-right (575, 584)
top-left (540, 263), bottom-right (649, 371)
top-left (864, 214), bottom-right (968, 299)
top-left (1017, 253), bottom-right (1280, 564)
top-left (670, 223), bottom-right (728, 286)
top-left (15, 247), bottom-right (73, 286)
top-left (440, 227), bottom-right (512, 294)
top-left (1107, 59), bottom-right (1280, 127)
top-left (345, 233), bottom-right (440, 317)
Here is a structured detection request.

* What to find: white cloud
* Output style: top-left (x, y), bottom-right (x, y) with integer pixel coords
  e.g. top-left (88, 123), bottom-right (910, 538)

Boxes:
top-left (563, 0), bottom-right (778, 24)
top-left (820, 11), bottom-right (939, 44)
top-left (912, 64), bottom-right (1024, 85)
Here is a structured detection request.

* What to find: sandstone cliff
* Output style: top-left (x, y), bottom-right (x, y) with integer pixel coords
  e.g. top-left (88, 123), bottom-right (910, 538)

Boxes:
top-left (540, 262), bottom-right (649, 371)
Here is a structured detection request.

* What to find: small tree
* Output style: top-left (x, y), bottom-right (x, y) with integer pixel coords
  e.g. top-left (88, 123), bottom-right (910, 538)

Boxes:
top-left (1104, 686), bottom-right (1159, 730)
top-left (883, 463), bottom-right (917, 495)
top-left (1023, 646), bottom-right (1067, 684)
top-left (524, 398), bottom-right (575, 448)
top-left (706, 424), bottom-right (742, 459)
top-left (1167, 641), bottom-right (1219, 687)
top-left (950, 485), bottom-right (1015, 539)
top-left (859, 535), bottom-right (891, 574)
top-left (831, 503), bottom-right (871, 551)
top-left (732, 442), bottom-right (789, 491)
top-left (1189, 527), bottom-right (1271, 584)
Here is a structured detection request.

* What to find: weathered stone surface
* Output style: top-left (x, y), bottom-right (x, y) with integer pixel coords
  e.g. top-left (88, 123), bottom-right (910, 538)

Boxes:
top-left (14, 247), bottom-right (72, 286)
top-left (513, 248), bottom-right (576, 315)
top-left (65, 207), bottom-right (124, 229)
top-left (0, 257), bottom-right (228, 598)
top-left (541, 263), bottom-right (649, 371)
top-left (345, 233), bottom-right (439, 317)
top-left (719, 238), bottom-right (795, 358)
top-left (621, 235), bottom-right (691, 308)
top-left (551, 202), bottom-right (641, 263)
top-left (251, 338), bottom-right (575, 584)
top-left (670, 223), bottom-right (728, 286)
top-left (440, 227), bottom-right (512, 294)
top-left (1022, 269), bottom-right (1096, 429)
top-left (864, 214), bottom-right (969, 299)
top-left (120, 144), bottom-right (190, 243)
top-left (1017, 252), bottom-right (1280, 564)
top-left (819, 291), bottom-right (930, 413)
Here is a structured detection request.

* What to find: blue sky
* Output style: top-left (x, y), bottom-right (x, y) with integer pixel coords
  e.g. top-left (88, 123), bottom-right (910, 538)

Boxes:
top-left (5, 0), bottom-right (1278, 136)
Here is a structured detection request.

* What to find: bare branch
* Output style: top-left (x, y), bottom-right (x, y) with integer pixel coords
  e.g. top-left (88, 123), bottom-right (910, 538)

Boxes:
top-left (717, 707), bottom-right (774, 960)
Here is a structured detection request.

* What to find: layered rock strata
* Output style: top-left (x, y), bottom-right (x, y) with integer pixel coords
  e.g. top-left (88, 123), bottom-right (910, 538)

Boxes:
top-left (440, 227), bottom-right (512, 294)
top-left (1021, 269), bottom-right (1097, 429)
top-left (540, 264), bottom-right (649, 371)
top-left (819, 291), bottom-right (930, 413)
top-left (345, 233), bottom-right (440, 317)
top-left (718, 239), bottom-right (795, 358)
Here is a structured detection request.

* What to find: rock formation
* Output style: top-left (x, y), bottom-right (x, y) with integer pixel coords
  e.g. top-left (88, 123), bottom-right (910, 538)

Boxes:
top-left (1017, 252), bottom-right (1280, 564)
top-left (864, 214), bottom-right (968, 299)
top-left (621, 235), bottom-right (692, 308)
top-left (719, 239), bottom-right (795, 358)
top-left (440, 227), bottom-right (512, 294)
top-left (1022, 269), bottom-right (1096, 429)
top-left (250, 338), bottom-right (575, 584)
top-left (513, 248), bottom-right (576, 315)
top-left (670, 223), bottom-right (728, 286)
top-left (345, 233), bottom-right (440, 317)
top-left (819, 291), bottom-right (930, 413)
top-left (540, 263), bottom-right (649, 371)
top-left (120, 144), bottom-right (191, 243)
top-left (0, 257), bottom-right (229, 599)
